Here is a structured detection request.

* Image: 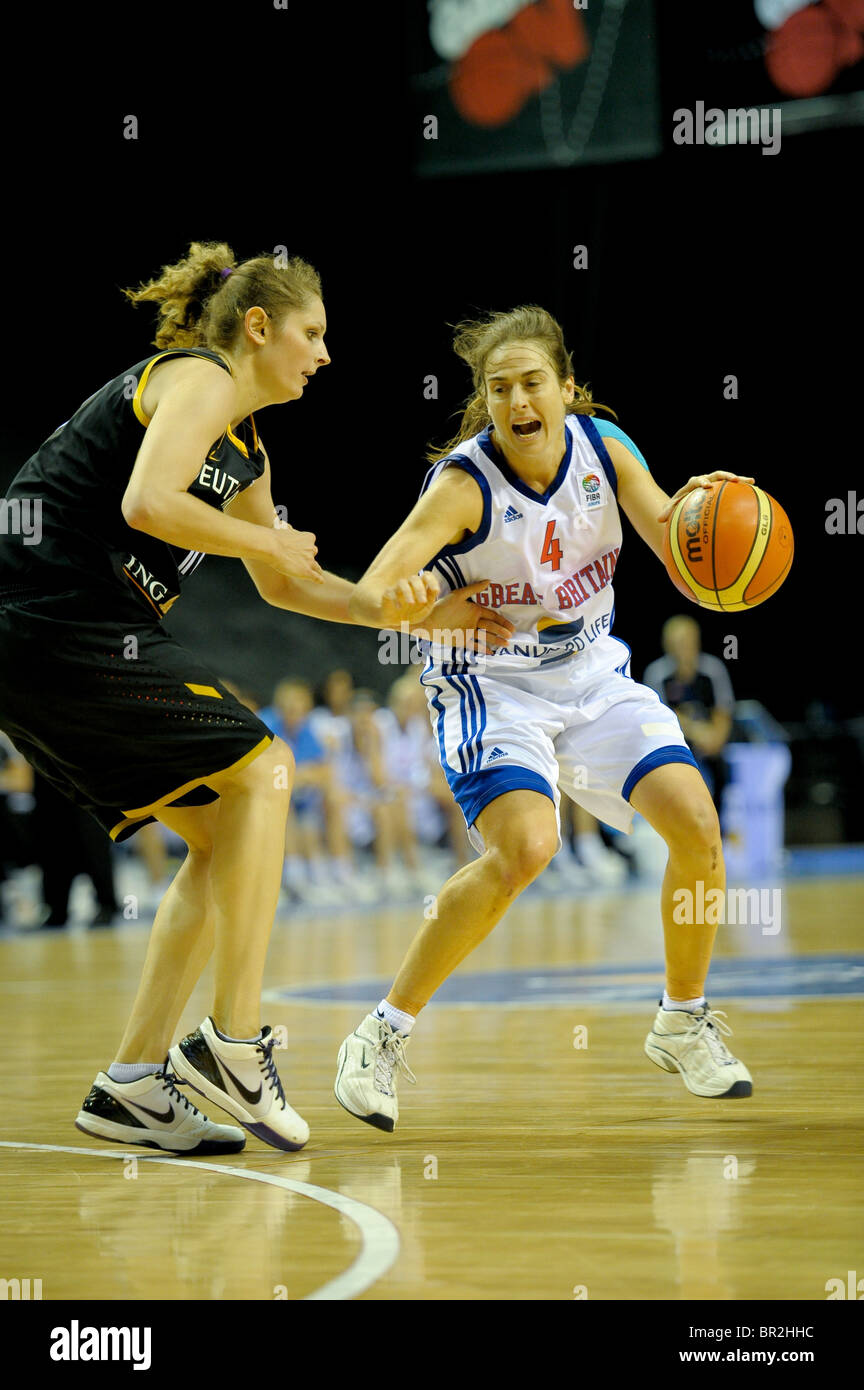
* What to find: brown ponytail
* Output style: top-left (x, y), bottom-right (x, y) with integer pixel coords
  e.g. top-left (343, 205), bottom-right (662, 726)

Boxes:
top-left (121, 241), bottom-right (322, 350)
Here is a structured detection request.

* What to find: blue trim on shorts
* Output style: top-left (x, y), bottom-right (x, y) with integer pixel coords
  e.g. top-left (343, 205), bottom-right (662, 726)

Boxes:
top-left (469, 672), bottom-right (487, 768)
top-left (451, 766), bottom-right (556, 828)
top-left (426, 677), bottom-right (450, 772)
top-left (622, 744), bottom-right (700, 803)
top-left (438, 670), bottom-right (487, 772)
top-left (611, 635), bottom-right (632, 676)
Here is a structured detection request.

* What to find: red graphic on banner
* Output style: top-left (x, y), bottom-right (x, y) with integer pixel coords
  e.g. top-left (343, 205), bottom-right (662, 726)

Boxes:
top-left (765, 0), bottom-right (864, 96)
top-left (449, 0), bottom-right (589, 128)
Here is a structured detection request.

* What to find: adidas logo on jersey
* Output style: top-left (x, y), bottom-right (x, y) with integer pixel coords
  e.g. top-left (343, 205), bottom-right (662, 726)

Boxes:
top-left (485, 747), bottom-right (508, 764)
top-left (503, 506), bottom-right (523, 522)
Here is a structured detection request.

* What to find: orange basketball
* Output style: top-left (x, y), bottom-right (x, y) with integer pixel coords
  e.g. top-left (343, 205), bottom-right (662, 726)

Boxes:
top-left (663, 480), bottom-right (794, 612)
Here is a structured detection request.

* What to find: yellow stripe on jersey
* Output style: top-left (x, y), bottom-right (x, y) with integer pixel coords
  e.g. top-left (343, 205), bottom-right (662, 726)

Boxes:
top-left (114, 733), bottom-right (275, 829)
top-left (132, 349), bottom-right (236, 428)
top-left (132, 353), bottom-right (172, 427)
top-left (185, 683), bottom-right (223, 698)
top-left (226, 423), bottom-right (249, 459)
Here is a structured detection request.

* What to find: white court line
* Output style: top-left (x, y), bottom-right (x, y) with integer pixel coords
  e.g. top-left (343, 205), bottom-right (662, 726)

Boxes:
top-left (0, 1142), bottom-right (400, 1301)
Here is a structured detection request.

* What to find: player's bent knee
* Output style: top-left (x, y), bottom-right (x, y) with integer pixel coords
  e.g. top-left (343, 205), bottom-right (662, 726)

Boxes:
top-left (672, 797), bottom-right (721, 855)
top-left (494, 832), bottom-right (558, 893)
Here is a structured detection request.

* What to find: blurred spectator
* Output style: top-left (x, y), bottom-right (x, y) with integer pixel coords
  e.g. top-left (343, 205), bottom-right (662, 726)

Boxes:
top-left (375, 675), bottom-right (449, 888)
top-left (342, 689), bottom-right (404, 890)
top-left (549, 798), bottom-right (630, 888)
top-left (259, 677), bottom-right (351, 905)
top-left (131, 823), bottom-right (172, 904)
top-left (308, 669), bottom-right (356, 764)
top-left (0, 732), bottom-right (37, 924)
top-left (222, 679), bottom-right (266, 715)
top-left (642, 616), bottom-right (734, 804)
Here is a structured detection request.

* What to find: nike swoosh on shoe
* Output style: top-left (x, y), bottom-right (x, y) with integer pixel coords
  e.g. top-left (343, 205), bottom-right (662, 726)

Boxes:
top-left (215, 1057), bottom-right (263, 1107)
top-left (127, 1100), bottom-right (174, 1123)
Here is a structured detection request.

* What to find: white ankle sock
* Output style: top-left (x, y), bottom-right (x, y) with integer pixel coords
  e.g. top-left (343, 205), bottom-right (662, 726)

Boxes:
top-left (213, 1023), bottom-right (263, 1044)
top-left (376, 999), bottom-right (415, 1035)
top-left (107, 1062), bottom-right (161, 1083)
top-left (662, 991), bottom-right (705, 1012)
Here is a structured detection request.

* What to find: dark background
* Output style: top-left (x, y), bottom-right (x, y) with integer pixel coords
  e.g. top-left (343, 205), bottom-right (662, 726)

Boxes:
top-left (1, 2), bottom-right (859, 739)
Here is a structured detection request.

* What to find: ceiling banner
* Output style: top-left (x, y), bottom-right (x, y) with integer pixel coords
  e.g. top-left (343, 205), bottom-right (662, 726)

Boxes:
top-left (412, 0), bottom-right (662, 175)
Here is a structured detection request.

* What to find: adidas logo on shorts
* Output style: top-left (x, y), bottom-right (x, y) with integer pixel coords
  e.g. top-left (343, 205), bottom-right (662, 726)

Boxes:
top-left (503, 505), bottom-right (523, 522)
top-left (485, 746), bottom-right (508, 763)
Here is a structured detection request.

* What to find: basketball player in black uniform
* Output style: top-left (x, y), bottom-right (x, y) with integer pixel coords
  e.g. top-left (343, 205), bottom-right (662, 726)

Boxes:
top-left (0, 243), bottom-right (483, 1155)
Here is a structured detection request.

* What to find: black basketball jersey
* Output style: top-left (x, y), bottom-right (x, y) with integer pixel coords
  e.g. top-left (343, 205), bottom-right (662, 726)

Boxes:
top-left (0, 347), bottom-right (266, 621)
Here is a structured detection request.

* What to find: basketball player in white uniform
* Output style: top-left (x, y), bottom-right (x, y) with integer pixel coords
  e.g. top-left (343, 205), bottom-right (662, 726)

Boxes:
top-left (335, 306), bottom-right (756, 1129)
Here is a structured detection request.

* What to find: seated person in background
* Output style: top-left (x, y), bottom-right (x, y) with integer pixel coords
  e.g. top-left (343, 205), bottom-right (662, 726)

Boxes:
top-left (375, 673), bottom-right (450, 891)
top-left (259, 677), bottom-right (348, 904)
top-left (343, 689), bottom-right (402, 892)
top-left (308, 668), bottom-right (355, 764)
top-left (0, 732), bottom-right (37, 925)
top-left (642, 615), bottom-right (735, 804)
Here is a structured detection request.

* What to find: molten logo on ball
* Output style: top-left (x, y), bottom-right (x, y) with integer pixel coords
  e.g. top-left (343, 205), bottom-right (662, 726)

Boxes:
top-left (682, 490), bottom-right (709, 566)
top-left (664, 481), bottom-right (793, 612)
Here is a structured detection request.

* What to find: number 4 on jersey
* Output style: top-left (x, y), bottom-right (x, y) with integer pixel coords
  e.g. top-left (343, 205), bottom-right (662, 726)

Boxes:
top-left (540, 519), bottom-right (563, 570)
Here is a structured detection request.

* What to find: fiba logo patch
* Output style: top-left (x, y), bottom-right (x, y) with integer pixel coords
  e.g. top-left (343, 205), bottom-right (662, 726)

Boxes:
top-left (581, 473), bottom-right (604, 509)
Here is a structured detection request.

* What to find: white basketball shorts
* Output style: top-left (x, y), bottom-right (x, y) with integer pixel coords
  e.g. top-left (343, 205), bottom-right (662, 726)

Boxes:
top-left (419, 635), bottom-right (698, 853)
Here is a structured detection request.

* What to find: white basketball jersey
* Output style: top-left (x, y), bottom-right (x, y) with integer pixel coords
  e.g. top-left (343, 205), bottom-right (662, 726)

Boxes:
top-left (419, 413), bottom-right (622, 671)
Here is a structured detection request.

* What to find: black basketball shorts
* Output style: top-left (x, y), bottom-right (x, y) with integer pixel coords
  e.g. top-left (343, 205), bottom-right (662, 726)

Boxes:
top-left (0, 599), bottom-right (275, 842)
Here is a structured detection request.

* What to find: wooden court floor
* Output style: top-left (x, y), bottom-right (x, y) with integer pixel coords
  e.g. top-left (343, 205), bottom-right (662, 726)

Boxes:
top-left (1, 876), bottom-right (862, 1301)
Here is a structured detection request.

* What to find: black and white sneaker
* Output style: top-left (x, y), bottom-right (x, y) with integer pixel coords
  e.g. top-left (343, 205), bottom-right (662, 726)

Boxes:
top-left (75, 1065), bottom-right (246, 1154)
top-left (168, 1017), bottom-right (309, 1152)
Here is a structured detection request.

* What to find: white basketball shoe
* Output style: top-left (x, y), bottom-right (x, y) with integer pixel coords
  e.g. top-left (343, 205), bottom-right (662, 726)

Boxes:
top-left (644, 1001), bottom-right (753, 1098)
top-left (168, 1017), bottom-right (310, 1151)
top-left (334, 1013), bottom-right (416, 1132)
top-left (75, 1064), bottom-right (246, 1154)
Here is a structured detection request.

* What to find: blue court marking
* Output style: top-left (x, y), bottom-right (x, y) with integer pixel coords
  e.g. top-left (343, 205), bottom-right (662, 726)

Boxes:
top-left (783, 846), bottom-right (864, 877)
top-left (265, 953), bottom-right (864, 1007)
